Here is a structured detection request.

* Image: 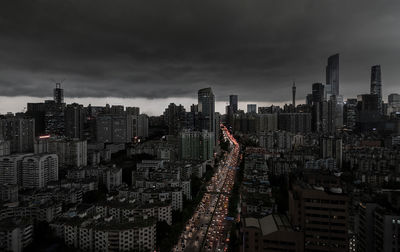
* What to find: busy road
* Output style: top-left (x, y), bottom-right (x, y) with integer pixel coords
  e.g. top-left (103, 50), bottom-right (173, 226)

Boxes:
top-left (174, 124), bottom-right (240, 252)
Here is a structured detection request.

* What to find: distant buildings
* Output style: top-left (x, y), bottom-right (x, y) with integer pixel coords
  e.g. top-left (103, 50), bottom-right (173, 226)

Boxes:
top-left (370, 65), bottom-right (382, 113)
top-left (64, 103), bottom-right (85, 139)
top-left (247, 104), bottom-right (257, 114)
top-left (229, 95), bottom-right (238, 113)
top-left (198, 88), bottom-right (215, 133)
top-left (326, 53), bottom-right (340, 96)
top-left (34, 137), bottom-right (87, 168)
top-left (179, 129), bottom-right (214, 161)
top-left (0, 117), bottom-right (35, 153)
top-left (21, 154), bottom-right (58, 188)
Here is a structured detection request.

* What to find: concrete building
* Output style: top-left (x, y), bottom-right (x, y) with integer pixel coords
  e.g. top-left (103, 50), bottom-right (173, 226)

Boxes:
top-left (35, 137), bottom-right (87, 168)
top-left (198, 88), bottom-right (215, 133)
top-left (132, 114), bottom-right (149, 138)
top-left (179, 129), bottom-right (214, 161)
top-left (241, 215), bottom-right (304, 252)
top-left (256, 113), bottom-right (278, 133)
top-left (278, 113), bottom-right (312, 133)
top-left (320, 136), bottom-right (343, 169)
top-left (64, 103), bottom-right (85, 139)
top-left (0, 154), bottom-right (33, 186)
top-left (0, 218), bottom-right (33, 252)
top-left (22, 154), bottom-right (58, 188)
top-left (289, 183), bottom-right (349, 252)
top-left (96, 114), bottom-right (133, 143)
top-left (0, 140), bottom-right (10, 156)
top-left (0, 117), bottom-right (35, 153)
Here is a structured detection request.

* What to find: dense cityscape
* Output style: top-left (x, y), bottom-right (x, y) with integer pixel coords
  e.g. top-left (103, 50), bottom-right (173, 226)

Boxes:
top-left (0, 52), bottom-right (400, 252)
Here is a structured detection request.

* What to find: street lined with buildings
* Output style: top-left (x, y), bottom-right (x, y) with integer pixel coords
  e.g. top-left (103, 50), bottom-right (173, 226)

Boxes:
top-left (174, 124), bottom-right (240, 252)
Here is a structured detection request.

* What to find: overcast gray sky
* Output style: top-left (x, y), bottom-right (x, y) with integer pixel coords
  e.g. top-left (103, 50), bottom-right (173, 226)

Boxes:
top-left (1, 0), bottom-right (400, 114)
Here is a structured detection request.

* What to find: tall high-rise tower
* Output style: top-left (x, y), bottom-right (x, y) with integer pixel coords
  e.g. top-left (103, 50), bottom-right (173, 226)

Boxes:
top-left (54, 83), bottom-right (64, 104)
top-left (198, 88), bottom-right (215, 133)
top-left (229, 95), bottom-right (238, 113)
top-left (326, 54), bottom-right (339, 96)
top-left (292, 82), bottom-right (296, 107)
top-left (370, 65), bottom-right (382, 113)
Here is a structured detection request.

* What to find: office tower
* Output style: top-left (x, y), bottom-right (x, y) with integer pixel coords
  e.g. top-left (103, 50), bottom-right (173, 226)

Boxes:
top-left (179, 129), bottom-right (214, 161)
top-left (289, 183), bottom-right (348, 251)
top-left (53, 83), bottom-right (64, 104)
top-left (327, 95), bottom-right (337, 134)
top-left (198, 88), bottom-right (215, 133)
top-left (64, 103), bottom-right (85, 139)
top-left (344, 98), bottom-right (358, 129)
top-left (370, 65), bottom-right (382, 113)
top-left (312, 83), bottom-right (325, 103)
top-left (0, 117), bottom-right (35, 153)
top-left (22, 154), bottom-right (58, 188)
top-left (133, 114), bottom-right (149, 138)
top-left (96, 115), bottom-right (133, 143)
top-left (247, 104), bottom-right (257, 113)
top-left (358, 94), bottom-right (380, 112)
top-left (126, 107), bottom-right (140, 116)
top-left (292, 81), bottom-right (296, 107)
top-left (26, 102), bottom-right (46, 136)
top-left (306, 94), bottom-right (313, 106)
top-left (229, 95), bottom-right (238, 113)
top-left (326, 53), bottom-right (339, 96)
top-left (34, 137), bottom-right (87, 168)
top-left (320, 136), bottom-right (342, 168)
top-left (311, 83), bottom-right (325, 132)
top-left (163, 103), bottom-right (186, 135)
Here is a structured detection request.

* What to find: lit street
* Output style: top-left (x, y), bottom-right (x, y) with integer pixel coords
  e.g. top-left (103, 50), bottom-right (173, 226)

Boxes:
top-left (174, 124), bottom-right (240, 252)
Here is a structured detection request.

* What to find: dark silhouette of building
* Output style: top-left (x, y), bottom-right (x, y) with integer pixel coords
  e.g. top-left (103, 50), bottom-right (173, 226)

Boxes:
top-left (326, 53), bottom-right (339, 96)
top-left (292, 81), bottom-right (296, 107)
top-left (370, 65), bottom-right (382, 113)
top-left (53, 83), bottom-right (64, 104)
top-left (198, 88), bottom-right (215, 133)
top-left (229, 95), bottom-right (238, 113)
top-left (64, 103), bottom-right (85, 139)
top-left (163, 103), bottom-right (186, 135)
top-left (312, 83), bottom-right (325, 132)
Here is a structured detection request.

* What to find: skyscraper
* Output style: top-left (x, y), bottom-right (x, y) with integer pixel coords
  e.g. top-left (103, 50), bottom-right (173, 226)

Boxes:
top-left (312, 83), bottom-right (324, 103)
top-left (53, 83), bottom-right (64, 104)
top-left (64, 103), bottom-right (85, 139)
top-left (326, 53), bottom-right (339, 96)
top-left (292, 81), bottom-right (296, 107)
top-left (311, 83), bottom-right (325, 132)
top-left (198, 88), bottom-right (215, 133)
top-left (370, 65), bottom-right (382, 113)
top-left (229, 95), bottom-right (238, 113)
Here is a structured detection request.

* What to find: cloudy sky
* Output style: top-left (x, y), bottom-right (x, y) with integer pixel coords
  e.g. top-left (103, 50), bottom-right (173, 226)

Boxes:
top-left (1, 0), bottom-right (400, 115)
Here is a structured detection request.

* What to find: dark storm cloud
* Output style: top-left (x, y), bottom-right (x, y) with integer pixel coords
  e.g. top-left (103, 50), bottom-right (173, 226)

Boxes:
top-left (0, 0), bottom-right (400, 102)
